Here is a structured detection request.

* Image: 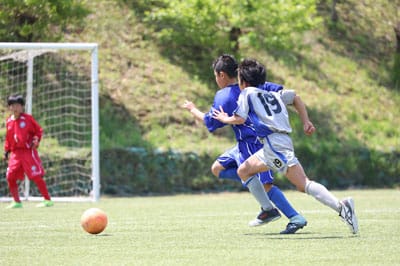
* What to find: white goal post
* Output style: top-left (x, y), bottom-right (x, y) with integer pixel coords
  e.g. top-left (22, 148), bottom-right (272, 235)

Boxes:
top-left (0, 42), bottom-right (100, 202)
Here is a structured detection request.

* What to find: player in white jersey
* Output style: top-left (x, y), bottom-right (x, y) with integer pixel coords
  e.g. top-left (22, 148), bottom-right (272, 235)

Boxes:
top-left (213, 58), bottom-right (358, 234)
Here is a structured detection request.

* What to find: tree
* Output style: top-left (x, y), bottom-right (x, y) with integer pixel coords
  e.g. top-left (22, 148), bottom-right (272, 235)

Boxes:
top-left (395, 23), bottom-right (400, 53)
top-left (0, 0), bottom-right (89, 42)
top-left (330, 0), bottom-right (339, 22)
top-left (393, 22), bottom-right (400, 89)
top-left (389, 1), bottom-right (400, 89)
top-left (144, 0), bottom-right (321, 56)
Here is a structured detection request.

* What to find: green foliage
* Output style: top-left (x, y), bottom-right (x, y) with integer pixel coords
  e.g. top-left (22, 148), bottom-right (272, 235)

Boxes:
top-left (143, 0), bottom-right (321, 56)
top-left (100, 148), bottom-right (241, 195)
top-left (295, 141), bottom-right (400, 188)
top-left (143, 0), bottom-right (229, 60)
top-left (100, 141), bottom-right (400, 194)
top-left (0, 0), bottom-right (90, 41)
top-left (230, 0), bottom-right (322, 50)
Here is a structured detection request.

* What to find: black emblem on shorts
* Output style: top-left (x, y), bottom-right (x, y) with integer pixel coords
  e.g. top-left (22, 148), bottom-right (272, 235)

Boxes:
top-left (273, 158), bottom-right (283, 169)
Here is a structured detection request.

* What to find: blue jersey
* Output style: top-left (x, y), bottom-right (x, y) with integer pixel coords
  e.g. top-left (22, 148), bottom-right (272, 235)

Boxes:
top-left (203, 82), bottom-right (283, 142)
top-left (207, 82), bottom-right (284, 184)
top-left (204, 83), bottom-right (257, 143)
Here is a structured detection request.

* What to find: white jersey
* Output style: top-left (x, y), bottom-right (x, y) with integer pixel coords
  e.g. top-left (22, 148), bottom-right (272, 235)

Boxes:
top-left (234, 87), bottom-right (296, 137)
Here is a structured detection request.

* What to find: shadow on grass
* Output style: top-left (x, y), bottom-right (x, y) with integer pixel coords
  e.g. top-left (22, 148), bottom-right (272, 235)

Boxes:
top-left (244, 232), bottom-right (358, 240)
top-left (88, 233), bottom-right (113, 237)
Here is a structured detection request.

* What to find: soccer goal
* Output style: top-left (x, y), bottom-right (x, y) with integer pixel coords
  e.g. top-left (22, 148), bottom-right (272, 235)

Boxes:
top-left (0, 42), bottom-right (100, 202)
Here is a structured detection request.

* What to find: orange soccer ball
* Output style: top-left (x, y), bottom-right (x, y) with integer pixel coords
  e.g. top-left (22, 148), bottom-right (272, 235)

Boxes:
top-left (80, 208), bottom-right (108, 234)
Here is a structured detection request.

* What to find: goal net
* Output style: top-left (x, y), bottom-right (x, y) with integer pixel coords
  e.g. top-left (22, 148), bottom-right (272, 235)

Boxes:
top-left (0, 43), bottom-right (99, 202)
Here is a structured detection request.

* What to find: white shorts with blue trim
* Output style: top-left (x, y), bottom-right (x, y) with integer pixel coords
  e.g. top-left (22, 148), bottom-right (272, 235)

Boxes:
top-left (255, 133), bottom-right (299, 174)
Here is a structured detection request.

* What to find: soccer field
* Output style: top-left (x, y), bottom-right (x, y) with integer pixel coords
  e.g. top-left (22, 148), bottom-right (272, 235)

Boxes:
top-left (1, 189), bottom-right (399, 265)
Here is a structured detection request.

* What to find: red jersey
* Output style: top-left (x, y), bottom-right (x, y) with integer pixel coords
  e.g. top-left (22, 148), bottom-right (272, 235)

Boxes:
top-left (4, 113), bottom-right (43, 152)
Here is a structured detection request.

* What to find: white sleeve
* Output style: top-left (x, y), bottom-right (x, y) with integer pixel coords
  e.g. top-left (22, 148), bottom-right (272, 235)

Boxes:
top-left (234, 89), bottom-right (249, 120)
top-left (280, 90), bottom-right (296, 105)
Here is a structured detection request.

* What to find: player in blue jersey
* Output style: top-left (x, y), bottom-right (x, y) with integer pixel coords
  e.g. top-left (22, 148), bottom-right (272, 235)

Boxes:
top-left (182, 54), bottom-right (307, 234)
top-left (212, 58), bottom-right (358, 234)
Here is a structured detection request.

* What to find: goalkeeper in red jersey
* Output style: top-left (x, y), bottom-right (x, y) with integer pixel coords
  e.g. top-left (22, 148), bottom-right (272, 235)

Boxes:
top-left (3, 94), bottom-right (53, 208)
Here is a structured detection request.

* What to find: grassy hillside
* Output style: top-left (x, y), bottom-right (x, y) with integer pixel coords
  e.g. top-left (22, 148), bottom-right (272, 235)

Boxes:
top-left (63, 1), bottom-right (399, 187)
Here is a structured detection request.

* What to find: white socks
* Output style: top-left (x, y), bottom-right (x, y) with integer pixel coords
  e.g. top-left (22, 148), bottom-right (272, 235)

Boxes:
top-left (305, 180), bottom-right (340, 212)
top-left (246, 176), bottom-right (274, 211)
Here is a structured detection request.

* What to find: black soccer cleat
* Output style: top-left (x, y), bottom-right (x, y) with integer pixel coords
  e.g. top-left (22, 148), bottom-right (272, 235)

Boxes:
top-left (280, 221), bottom-right (307, 234)
top-left (248, 208), bottom-right (281, 226)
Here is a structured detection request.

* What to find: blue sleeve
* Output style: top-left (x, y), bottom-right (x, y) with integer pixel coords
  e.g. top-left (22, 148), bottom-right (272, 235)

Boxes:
top-left (259, 82), bottom-right (283, 92)
top-left (204, 110), bottom-right (225, 132)
top-left (204, 88), bottom-right (238, 132)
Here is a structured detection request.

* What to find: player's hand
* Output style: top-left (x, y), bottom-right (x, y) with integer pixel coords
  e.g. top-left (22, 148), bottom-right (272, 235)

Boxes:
top-left (31, 136), bottom-right (40, 149)
top-left (182, 100), bottom-right (196, 112)
top-left (303, 120), bottom-right (316, 136)
top-left (212, 106), bottom-right (228, 122)
top-left (3, 151), bottom-right (9, 161)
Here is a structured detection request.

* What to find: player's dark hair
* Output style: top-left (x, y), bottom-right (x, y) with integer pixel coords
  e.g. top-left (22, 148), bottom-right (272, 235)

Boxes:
top-left (212, 54), bottom-right (238, 78)
top-left (238, 58), bottom-right (266, 87)
top-left (7, 94), bottom-right (25, 106)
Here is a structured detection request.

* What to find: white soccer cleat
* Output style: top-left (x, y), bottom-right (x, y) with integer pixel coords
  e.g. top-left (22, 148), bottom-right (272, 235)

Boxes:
top-left (248, 208), bottom-right (281, 227)
top-left (248, 218), bottom-right (264, 227)
top-left (339, 197), bottom-right (359, 234)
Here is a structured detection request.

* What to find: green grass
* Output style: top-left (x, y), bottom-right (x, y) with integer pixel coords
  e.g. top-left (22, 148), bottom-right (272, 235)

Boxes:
top-left (1, 189), bottom-right (399, 265)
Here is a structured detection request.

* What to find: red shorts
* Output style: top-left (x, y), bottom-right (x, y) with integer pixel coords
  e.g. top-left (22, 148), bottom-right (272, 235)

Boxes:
top-left (6, 149), bottom-right (45, 181)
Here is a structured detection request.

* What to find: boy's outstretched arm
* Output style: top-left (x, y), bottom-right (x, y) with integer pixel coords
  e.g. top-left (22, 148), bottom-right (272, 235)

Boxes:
top-left (293, 95), bottom-right (316, 136)
top-left (182, 100), bottom-right (205, 122)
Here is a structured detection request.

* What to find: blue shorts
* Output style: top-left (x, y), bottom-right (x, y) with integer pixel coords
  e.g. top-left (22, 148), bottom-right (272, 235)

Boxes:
top-left (217, 142), bottom-right (274, 184)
